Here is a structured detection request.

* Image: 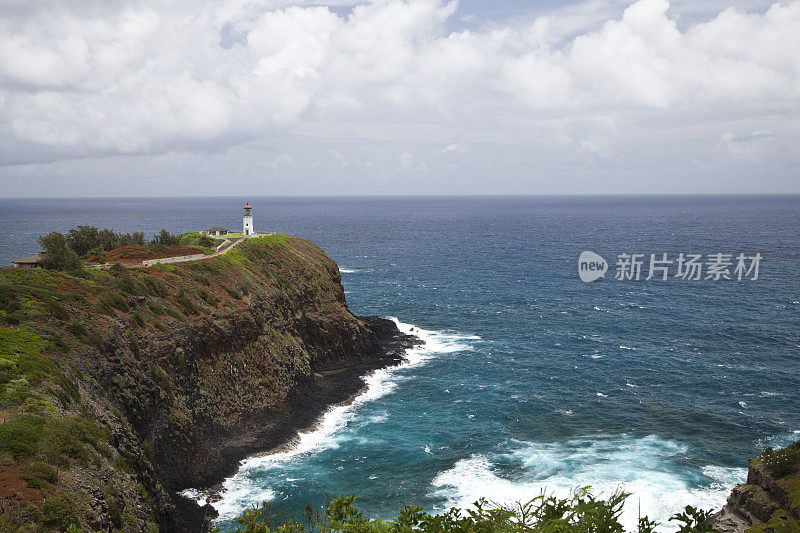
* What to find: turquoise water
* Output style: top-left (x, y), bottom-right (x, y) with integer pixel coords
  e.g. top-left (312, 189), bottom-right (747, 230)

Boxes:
top-left (1, 196), bottom-right (798, 528)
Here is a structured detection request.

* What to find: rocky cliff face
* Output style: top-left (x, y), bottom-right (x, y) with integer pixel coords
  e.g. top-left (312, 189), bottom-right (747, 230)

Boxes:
top-left (712, 442), bottom-right (800, 533)
top-left (0, 235), bottom-right (415, 532)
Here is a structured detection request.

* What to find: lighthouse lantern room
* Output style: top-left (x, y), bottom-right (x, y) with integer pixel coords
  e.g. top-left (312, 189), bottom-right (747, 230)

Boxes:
top-left (243, 203), bottom-right (253, 236)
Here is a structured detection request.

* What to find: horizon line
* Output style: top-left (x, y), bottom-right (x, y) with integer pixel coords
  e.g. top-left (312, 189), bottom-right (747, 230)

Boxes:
top-left (2, 192), bottom-right (800, 201)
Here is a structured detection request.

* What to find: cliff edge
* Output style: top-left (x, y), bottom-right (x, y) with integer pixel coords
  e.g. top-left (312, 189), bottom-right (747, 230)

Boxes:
top-left (0, 234), bottom-right (416, 531)
top-left (712, 441), bottom-right (800, 533)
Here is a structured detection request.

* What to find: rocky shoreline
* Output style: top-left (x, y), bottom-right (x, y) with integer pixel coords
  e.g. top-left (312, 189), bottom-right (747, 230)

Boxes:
top-left (180, 316), bottom-right (419, 530)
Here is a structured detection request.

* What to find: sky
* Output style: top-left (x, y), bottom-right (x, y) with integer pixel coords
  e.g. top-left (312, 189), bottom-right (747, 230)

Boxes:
top-left (0, 0), bottom-right (798, 197)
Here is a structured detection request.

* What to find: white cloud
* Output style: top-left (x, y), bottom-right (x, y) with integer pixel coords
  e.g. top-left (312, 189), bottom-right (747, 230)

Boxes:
top-left (0, 0), bottom-right (798, 193)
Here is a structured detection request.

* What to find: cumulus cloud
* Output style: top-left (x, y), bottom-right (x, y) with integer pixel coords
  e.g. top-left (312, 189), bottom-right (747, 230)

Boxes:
top-left (0, 0), bottom-right (798, 193)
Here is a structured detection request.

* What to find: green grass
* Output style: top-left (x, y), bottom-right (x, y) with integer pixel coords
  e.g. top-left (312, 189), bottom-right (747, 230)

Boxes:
top-left (0, 415), bottom-right (110, 468)
top-left (258, 233), bottom-right (290, 247)
top-left (0, 326), bottom-right (50, 363)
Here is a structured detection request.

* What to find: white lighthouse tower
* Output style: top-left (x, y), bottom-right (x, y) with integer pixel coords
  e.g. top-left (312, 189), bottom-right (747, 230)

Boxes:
top-left (243, 203), bottom-right (254, 236)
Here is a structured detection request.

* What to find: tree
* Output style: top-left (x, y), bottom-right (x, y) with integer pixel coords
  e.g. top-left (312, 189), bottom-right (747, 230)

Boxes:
top-left (38, 232), bottom-right (82, 271)
top-left (150, 229), bottom-right (180, 246)
top-left (97, 228), bottom-right (119, 251)
top-left (66, 226), bottom-right (100, 256)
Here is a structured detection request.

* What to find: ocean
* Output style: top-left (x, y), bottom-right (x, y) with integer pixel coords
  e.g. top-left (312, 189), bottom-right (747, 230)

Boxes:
top-left (1, 195), bottom-right (799, 530)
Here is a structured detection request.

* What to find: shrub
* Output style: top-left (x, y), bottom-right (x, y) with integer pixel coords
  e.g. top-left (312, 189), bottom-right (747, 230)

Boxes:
top-left (114, 274), bottom-right (146, 296)
top-left (224, 285), bottom-right (241, 300)
top-left (218, 489), bottom-right (719, 533)
top-left (106, 486), bottom-right (124, 529)
top-left (140, 275), bottom-right (168, 297)
top-left (198, 288), bottom-right (217, 307)
top-left (23, 474), bottom-right (48, 489)
top-left (41, 496), bottom-right (78, 529)
top-left (150, 365), bottom-right (171, 394)
top-left (759, 446), bottom-right (800, 478)
top-left (141, 441), bottom-right (154, 461)
top-left (99, 292), bottom-right (129, 312)
top-left (28, 460), bottom-right (59, 483)
top-left (150, 229), bottom-right (181, 246)
top-left (125, 330), bottom-right (140, 357)
top-left (176, 289), bottom-right (199, 315)
top-left (45, 299), bottom-right (70, 321)
top-left (95, 298), bottom-right (116, 317)
top-left (70, 321), bottom-right (99, 346)
top-left (0, 416), bottom-right (45, 458)
top-left (132, 311), bottom-right (145, 328)
top-left (147, 300), bottom-right (165, 315)
top-left (38, 232), bottom-right (82, 271)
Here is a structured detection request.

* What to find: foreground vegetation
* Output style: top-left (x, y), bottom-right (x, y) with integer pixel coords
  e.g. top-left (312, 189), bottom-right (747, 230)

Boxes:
top-left (216, 490), bottom-right (718, 533)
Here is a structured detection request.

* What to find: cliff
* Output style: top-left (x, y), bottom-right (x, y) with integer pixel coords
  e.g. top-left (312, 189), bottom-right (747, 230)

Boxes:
top-left (0, 234), bottom-right (415, 532)
top-left (712, 441), bottom-right (800, 533)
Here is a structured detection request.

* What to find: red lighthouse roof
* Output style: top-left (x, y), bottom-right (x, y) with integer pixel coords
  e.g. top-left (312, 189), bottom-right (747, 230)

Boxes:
top-left (244, 203), bottom-right (252, 209)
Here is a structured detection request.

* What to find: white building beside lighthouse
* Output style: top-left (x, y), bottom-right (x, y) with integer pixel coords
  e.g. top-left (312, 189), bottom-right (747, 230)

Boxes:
top-left (243, 203), bottom-right (254, 236)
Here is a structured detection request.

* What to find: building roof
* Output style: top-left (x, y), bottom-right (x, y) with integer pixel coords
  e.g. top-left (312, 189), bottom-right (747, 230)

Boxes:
top-left (244, 203), bottom-right (252, 209)
top-left (13, 253), bottom-right (43, 264)
top-left (206, 227), bottom-right (228, 232)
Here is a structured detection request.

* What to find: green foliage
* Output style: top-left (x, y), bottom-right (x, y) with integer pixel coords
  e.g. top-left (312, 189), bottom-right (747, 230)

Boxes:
top-left (0, 326), bottom-right (49, 363)
top-left (106, 485), bottom-right (125, 528)
top-left (44, 298), bottom-right (70, 321)
top-left (113, 273), bottom-right (148, 296)
top-left (99, 291), bottom-right (129, 313)
top-left (64, 225), bottom-right (145, 257)
top-left (140, 274), bottom-right (169, 297)
top-left (224, 285), bottom-right (242, 299)
top-left (28, 460), bottom-right (59, 483)
top-left (746, 511), bottom-right (800, 533)
top-left (181, 231), bottom-right (221, 248)
top-left (142, 441), bottom-right (155, 461)
top-left (132, 311), bottom-right (145, 328)
top-left (758, 446), bottom-right (800, 478)
top-left (0, 284), bottom-right (25, 324)
top-left (668, 505), bottom-right (716, 532)
top-left (70, 321), bottom-right (99, 346)
top-left (125, 330), bottom-right (141, 357)
top-left (150, 364), bottom-right (172, 394)
top-left (41, 496), bottom-right (78, 529)
top-left (0, 326), bottom-right (58, 407)
top-left (219, 490), bottom-right (720, 533)
top-left (177, 289), bottom-right (200, 315)
top-left (0, 415), bottom-right (108, 469)
top-left (147, 300), bottom-right (165, 315)
top-left (0, 416), bottom-right (45, 457)
top-left (38, 231), bottom-right (83, 271)
top-left (198, 288), bottom-right (217, 307)
top-left (66, 225), bottom-right (100, 256)
top-left (151, 229), bottom-right (181, 246)
top-left (23, 474), bottom-right (48, 489)
top-left (23, 397), bottom-right (57, 414)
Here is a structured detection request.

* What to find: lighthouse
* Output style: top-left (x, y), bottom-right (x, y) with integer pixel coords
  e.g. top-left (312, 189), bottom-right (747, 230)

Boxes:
top-left (243, 203), bottom-right (254, 236)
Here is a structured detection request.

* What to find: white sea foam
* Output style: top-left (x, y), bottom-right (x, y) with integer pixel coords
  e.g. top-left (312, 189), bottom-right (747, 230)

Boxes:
top-left (339, 267), bottom-right (373, 274)
top-left (430, 435), bottom-right (745, 532)
top-left (181, 317), bottom-right (478, 521)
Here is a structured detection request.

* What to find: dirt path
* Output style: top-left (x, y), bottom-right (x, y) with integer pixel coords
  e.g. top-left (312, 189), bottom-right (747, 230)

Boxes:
top-left (141, 237), bottom-right (248, 267)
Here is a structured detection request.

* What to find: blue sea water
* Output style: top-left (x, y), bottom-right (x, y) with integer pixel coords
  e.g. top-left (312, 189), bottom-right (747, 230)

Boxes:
top-left (1, 195), bottom-right (799, 529)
